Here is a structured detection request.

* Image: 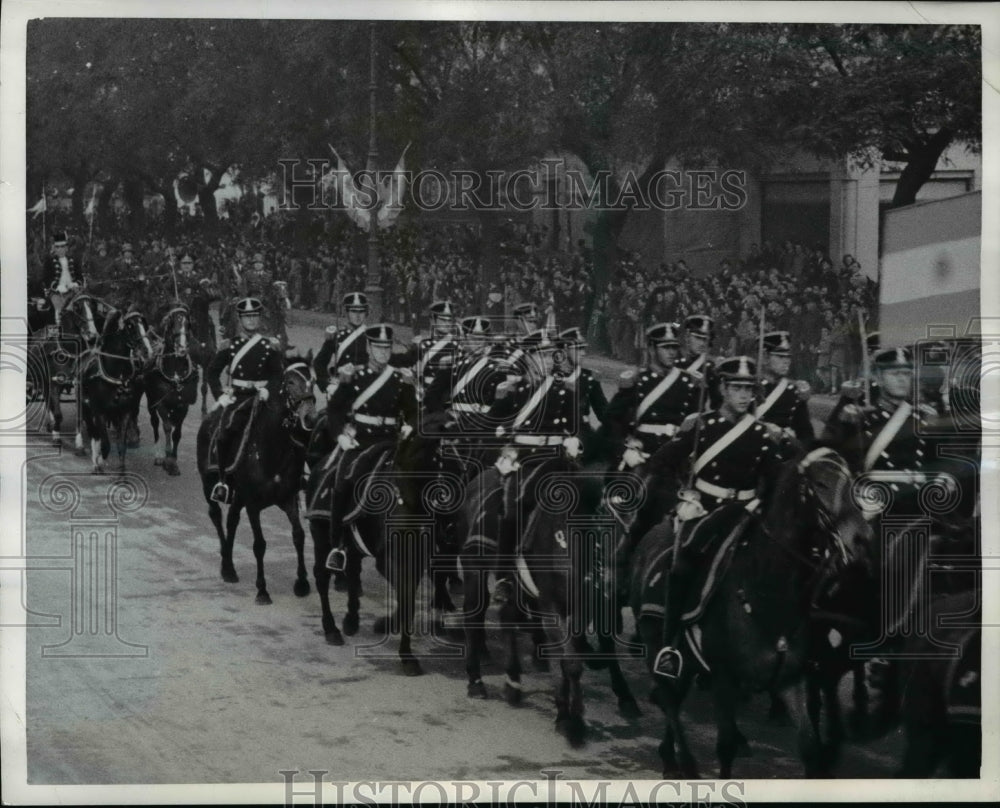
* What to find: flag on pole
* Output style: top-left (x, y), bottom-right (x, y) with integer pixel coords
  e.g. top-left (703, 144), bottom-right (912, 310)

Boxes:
top-left (27, 196), bottom-right (47, 218)
top-left (325, 145), bottom-right (370, 232)
top-left (376, 143), bottom-right (410, 230)
top-left (84, 187), bottom-right (98, 221)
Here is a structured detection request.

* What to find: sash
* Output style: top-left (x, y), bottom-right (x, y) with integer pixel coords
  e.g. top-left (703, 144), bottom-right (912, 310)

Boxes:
top-left (686, 354), bottom-right (705, 378)
top-left (229, 333), bottom-right (263, 376)
top-left (692, 414), bottom-right (756, 476)
top-left (452, 354), bottom-right (490, 400)
top-left (416, 337), bottom-right (450, 379)
top-left (334, 324), bottom-right (367, 365)
top-left (512, 374), bottom-right (554, 431)
top-left (754, 378), bottom-right (789, 420)
top-left (635, 367), bottom-right (681, 422)
top-left (350, 365), bottom-right (394, 416)
top-left (863, 402), bottom-right (913, 472)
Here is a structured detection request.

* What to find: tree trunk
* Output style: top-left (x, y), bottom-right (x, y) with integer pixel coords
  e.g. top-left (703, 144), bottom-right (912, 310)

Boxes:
top-left (98, 178), bottom-right (119, 235)
top-left (123, 176), bottom-right (146, 240)
top-left (890, 128), bottom-right (954, 208)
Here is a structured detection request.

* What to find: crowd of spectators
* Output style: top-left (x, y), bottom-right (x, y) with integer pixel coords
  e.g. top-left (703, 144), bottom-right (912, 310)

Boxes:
top-left (28, 201), bottom-right (876, 393)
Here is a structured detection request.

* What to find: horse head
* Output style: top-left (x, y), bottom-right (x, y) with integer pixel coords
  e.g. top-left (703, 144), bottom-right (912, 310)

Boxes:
top-left (273, 280), bottom-right (291, 310)
top-left (159, 304), bottom-right (192, 357)
top-left (120, 310), bottom-right (154, 363)
top-left (66, 293), bottom-right (102, 343)
top-left (786, 446), bottom-right (873, 573)
top-left (282, 355), bottom-right (317, 433)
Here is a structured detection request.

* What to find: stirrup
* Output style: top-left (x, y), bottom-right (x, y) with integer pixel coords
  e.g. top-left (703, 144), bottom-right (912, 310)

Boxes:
top-left (325, 547), bottom-right (347, 573)
top-left (210, 482), bottom-right (232, 504)
top-left (653, 646), bottom-right (683, 680)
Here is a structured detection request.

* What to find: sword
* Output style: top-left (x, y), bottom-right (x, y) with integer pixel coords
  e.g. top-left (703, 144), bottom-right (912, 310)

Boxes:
top-left (857, 308), bottom-right (871, 407)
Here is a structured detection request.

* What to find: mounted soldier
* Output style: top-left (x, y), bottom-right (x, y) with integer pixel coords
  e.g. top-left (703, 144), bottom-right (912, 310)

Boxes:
top-left (605, 322), bottom-right (699, 466)
top-left (424, 315), bottom-right (505, 428)
top-left (393, 300), bottom-right (461, 415)
top-left (205, 297), bottom-right (286, 504)
top-left (640, 355), bottom-right (787, 679)
top-left (554, 326), bottom-right (609, 464)
top-left (323, 324), bottom-right (418, 572)
top-left (488, 328), bottom-right (583, 605)
top-left (755, 330), bottom-right (815, 445)
top-left (822, 331), bottom-right (881, 437)
top-left (314, 291), bottom-right (371, 392)
top-left (43, 232), bottom-right (85, 327)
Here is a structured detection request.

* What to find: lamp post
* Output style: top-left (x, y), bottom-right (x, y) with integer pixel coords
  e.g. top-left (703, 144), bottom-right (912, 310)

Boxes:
top-left (364, 22), bottom-right (383, 321)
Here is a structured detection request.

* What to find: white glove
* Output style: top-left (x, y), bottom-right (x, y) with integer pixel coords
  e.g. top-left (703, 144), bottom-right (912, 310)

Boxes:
top-left (337, 433), bottom-right (359, 451)
top-left (400, 423), bottom-right (413, 440)
top-left (217, 393), bottom-right (234, 408)
top-left (839, 403), bottom-right (863, 424)
top-left (562, 436), bottom-right (582, 459)
top-left (495, 425), bottom-right (507, 438)
top-left (338, 363), bottom-right (356, 382)
top-left (257, 387), bottom-right (269, 402)
top-left (495, 448), bottom-right (520, 476)
top-left (622, 446), bottom-right (648, 468)
top-left (795, 379), bottom-right (812, 400)
top-left (325, 381), bottom-right (338, 398)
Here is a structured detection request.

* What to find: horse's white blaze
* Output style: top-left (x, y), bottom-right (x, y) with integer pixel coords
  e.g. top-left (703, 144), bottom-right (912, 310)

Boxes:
top-left (74, 432), bottom-right (83, 451)
top-left (82, 301), bottom-right (98, 339)
top-left (177, 321), bottom-right (187, 352)
top-left (90, 438), bottom-right (101, 469)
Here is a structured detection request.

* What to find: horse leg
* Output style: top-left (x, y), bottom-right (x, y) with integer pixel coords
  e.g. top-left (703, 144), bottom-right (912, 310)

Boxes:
top-left (87, 410), bottom-right (107, 474)
top-left (114, 411), bottom-right (128, 472)
top-left (780, 678), bottom-right (828, 778)
top-left (164, 407), bottom-right (185, 476)
top-left (219, 501), bottom-right (241, 583)
top-left (281, 496), bottom-right (311, 597)
top-left (847, 661), bottom-right (871, 737)
top-left (309, 518), bottom-right (342, 644)
top-left (598, 631), bottom-right (641, 718)
top-left (246, 506), bottom-right (271, 605)
top-left (151, 405), bottom-right (163, 466)
top-left (557, 628), bottom-right (587, 747)
top-left (464, 563), bottom-right (490, 698)
top-left (342, 540), bottom-right (362, 637)
top-left (712, 672), bottom-right (742, 779)
top-left (200, 375), bottom-right (210, 416)
top-left (500, 600), bottom-right (524, 706)
top-left (397, 536), bottom-right (423, 677)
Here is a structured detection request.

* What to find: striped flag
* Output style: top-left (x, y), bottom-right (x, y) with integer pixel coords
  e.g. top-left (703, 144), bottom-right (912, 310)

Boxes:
top-left (376, 143), bottom-right (410, 230)
top-left (325, 145), bottom-right (370, 232)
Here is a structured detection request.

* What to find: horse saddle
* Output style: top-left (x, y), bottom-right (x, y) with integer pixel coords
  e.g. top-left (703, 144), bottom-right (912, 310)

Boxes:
top-left (340, 441), bottom-right (397, 525)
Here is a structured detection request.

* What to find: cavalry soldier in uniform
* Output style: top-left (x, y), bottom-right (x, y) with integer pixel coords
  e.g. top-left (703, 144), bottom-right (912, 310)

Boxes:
top-left (494, 301), bottom-right (542, 379)
top-left (323, 324), bottom-right (418, 572)
top-left (755, 331), bottom-right (815, 445)
top-left (427, 315), bottom-right (506, 429)
top-left (643, 356), bottom-right (785, 679)
top-left (681, 314), bottom-right (721, 410)
top-left (554, 326), bottom-right (609, 463)
top-left (823, 331), bottom-right (880, 438)
top-left (488, 328), bottom-right (583, 604)
top-left (205, 297), bottom-right (286, 504)
top-left (44, 232), bottom-right (85, 327)
top-left (604, 323), bottom-right (699, 464)
top-left (314, 292), bottom-right (371, 392)
top-left (393, 300), bottom-right (461, 415)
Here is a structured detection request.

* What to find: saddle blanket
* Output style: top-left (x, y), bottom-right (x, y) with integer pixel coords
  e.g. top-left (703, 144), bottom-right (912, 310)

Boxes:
top-left (637, 503), bottom-right (750, 626)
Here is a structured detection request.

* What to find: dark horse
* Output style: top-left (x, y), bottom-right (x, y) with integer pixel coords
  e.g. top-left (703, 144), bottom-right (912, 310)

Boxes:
top-left (459, 450), bottom-right (642, 744)
top-left (144, 302), bottom-right (202, 475)
top-left (186, 278), bottom-right (221, 414)
top-left (27, 291), bottom-right (107, 448)
top-left (196, 356), bottom-right (316, 604)
top-left (79, 309), bottom-right (153, 473)
top-left (630, 446), bottom-right (871, 778)
top-left (304, 420), bottom-right (459, 675)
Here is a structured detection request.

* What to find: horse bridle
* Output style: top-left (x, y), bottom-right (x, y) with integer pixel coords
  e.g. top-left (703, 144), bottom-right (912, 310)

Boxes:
top-left (94, 312), bottom-right (147, 387)
top-left (155, 306), bottom-right (196, 383)
top-left (796, 447), bottom-right (854, 566)
top-left (282, 362), bottom-right (316, 444)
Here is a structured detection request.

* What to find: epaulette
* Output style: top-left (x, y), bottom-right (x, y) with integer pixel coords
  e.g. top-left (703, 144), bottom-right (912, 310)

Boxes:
top-left (618, 370), bottom-right (635, 389)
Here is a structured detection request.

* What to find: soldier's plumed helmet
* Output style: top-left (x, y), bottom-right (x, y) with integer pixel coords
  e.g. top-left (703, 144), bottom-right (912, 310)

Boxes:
top-left (236, 297), bottom-right (263, 315)
top-left (717, 356), bottom-right (757, 384)
top-left (556, 327), bottom-right (587, 348)
top-left (763, 330), bottom-right (792, 355)
top-left (343, 292), bottom-right (369, 311)
top-left (873, 346), bottom-right (913, 369)
top-left (429, 300), bottom-right (456, 319)
top-left (366, 324), bottom-right (393, 347)
top-left (520, 329), bottom-right (555, 353)
top-left (460, 316), bottom-right (491, 335)
top-left (685, 315), bottom-right (714, 338)
top-left (646, 322), bottom-right (681, 346)
top-left (513, 302), bottom-right (538, 318)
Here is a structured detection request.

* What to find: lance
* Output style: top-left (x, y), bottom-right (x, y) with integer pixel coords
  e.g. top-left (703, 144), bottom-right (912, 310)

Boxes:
top-left (169, 258), bottom-right (180, 302)
top-left (857, 308), bottom-right (871, 407)
top-left (87, 185), bottom-right (98, 246)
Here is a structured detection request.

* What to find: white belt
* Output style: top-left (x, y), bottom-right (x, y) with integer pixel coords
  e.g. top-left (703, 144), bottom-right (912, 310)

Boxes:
top-left (695, 478), bottom-right (756, 501)
top-left (232, 379), bottom-right (268, 389)
top-left (513, 434), bottom-right (565, 446)
top-left (353, 413), bottom-right (397, 426)
top-left (452, 402), bottom-right (489, 414)
top-left (873, 472), bottom-right (928, 485)
top-left (635, 423), bottom-right (678, 436)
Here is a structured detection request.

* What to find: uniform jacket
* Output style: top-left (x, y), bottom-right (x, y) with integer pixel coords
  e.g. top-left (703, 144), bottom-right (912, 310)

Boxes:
top-left (755, 375), bottom-right (815, 443)
top-left (43, 254), bottom-right (85, 292)
top-left (206, 332), bottom-right (285, 401)
top-left (325, 363), bottom-right (418, 444)
top-left (424, 346), bottom-right (505, 417)
top-left (604, 364), bottom-right (698, 450)
top-left (488, 371), bottom-right (580, 437)
top-left (314, 324), bottom-right (370, 388)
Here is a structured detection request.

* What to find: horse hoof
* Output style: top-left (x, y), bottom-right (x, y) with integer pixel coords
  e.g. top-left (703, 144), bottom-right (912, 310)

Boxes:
top-left (154, 457), bottom-right (163, 466)
top-left (255, 591), bottom-right (272, 605)
top-left (75, 446), bottom-right (87, 457)
top-left (166, 464), bottom-right (180, 477)
top-left (326, 629), bottom-right (344, 646)
top-left (402, 659), bottom-right (423, 677)
top-left (93, 466), bottom-right (104, 475)
top-left (342, 613), bottom-right (359, 636)
top-left (333, 573), bottom-right (348, 593)
top-left (293, 578), bottom-right (311, 598)
top-left (503, 682), bottom-right (522, 706)
top-left (372, 615), bottom-right (390, 635)
top-left (221, 567), bottom-right (239, 583)
top-left (618, 698), bottom-right (642, 719)
top-left (467, 681), bottom-right (488, 699)
top-left (558, 715), bottom-right (587, 747)
top-left (531, 655), bottom-right (550, 673)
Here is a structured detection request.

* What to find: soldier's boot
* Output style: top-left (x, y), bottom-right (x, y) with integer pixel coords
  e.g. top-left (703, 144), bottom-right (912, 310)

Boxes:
top-left (491, 516), bottom-right (517, 607)
top-left (652, 562), bottom-right (691, 680)
top-left (210, 431), bottom-right (235, 504)
top-left (324, 491), bottom-right (349, 573)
